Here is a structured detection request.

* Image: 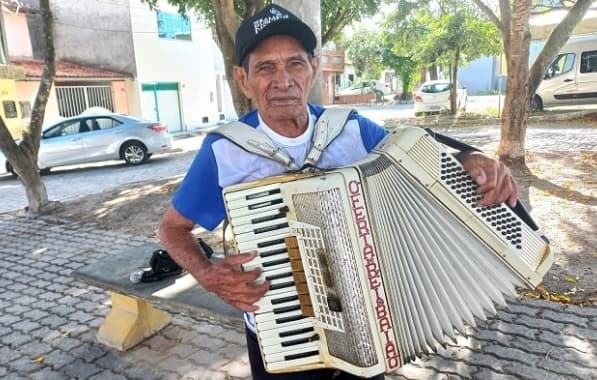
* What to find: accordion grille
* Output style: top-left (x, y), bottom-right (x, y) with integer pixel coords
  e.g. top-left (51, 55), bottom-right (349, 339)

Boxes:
top-left (293, 189), bottom-right (378, 367)
top-left (359, 155), bottom-right (522, 362)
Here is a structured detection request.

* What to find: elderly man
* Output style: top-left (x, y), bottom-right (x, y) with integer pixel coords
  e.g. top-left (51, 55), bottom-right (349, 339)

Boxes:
top-left (158, 4), bottom-right (518, 379)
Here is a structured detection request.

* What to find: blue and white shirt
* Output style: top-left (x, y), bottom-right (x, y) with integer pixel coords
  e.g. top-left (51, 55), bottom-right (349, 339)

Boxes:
top-left (173, 104), bottom-right (388, 229)
top-left (171, 104), bottom-right (388, 332)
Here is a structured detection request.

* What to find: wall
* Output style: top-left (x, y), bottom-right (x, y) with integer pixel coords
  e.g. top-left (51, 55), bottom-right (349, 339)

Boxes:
top-left (457, 56), bottom-right (497, 95)
top-left (129, 0), bottom-right (222, 129)
top-left (46, 0), bottom-right (136, 75)
top-left (3, 10), bottom-right (32, 58)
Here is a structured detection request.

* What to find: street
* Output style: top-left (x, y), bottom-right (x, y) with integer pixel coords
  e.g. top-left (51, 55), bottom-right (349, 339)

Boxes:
top-left (0, 100), bottom-right (595, 215)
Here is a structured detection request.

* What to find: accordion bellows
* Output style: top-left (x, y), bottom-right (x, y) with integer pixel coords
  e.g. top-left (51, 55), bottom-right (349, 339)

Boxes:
top-left (223, 127), bottom-right (552, 377)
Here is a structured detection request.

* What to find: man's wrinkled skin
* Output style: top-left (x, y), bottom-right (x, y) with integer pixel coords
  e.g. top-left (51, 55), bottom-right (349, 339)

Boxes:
top-left (158, 35), bottom-right (519, 313)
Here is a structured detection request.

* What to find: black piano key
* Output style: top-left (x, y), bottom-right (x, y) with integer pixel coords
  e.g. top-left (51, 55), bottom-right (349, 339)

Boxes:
top-left (271, 295), bottom-right (299, 305)
top-left (269, 280), bottom-right (295, 290)
top-left (275, 314), bottom-right (304, 324)
top-left (279, 326), bottom-right (314, 338)
top-left (258, 238), bottom-right (286, 248)
top-left (281, 334), bottom-right (319, 347)
top-left (248, 199), bottom-right (283, 210)
top-left (246, 188), bottom-right (281, 200)
top-left (252, 213), bottom-right (284, 224)
top-left (260, 247), bottom-right (288, 257)
top-left (272, 304), bottom-right (301, 314)
top-left (284, 350), bottom-right (319, 361)
top-left (265, 272), bottom-right (293, 281)
top-left (262, 258), bottom-right (290, 268)
top-left (253, 222), bottom-right (289, 234)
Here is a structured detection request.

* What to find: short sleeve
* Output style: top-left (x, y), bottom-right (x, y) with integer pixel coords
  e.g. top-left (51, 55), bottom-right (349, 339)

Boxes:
top-left (171, 135), bottom-right (227, 231)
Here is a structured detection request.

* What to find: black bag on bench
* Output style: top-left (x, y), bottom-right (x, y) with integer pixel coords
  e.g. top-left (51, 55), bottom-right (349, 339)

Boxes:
top-left (130, 238), bottom-right (214, 283)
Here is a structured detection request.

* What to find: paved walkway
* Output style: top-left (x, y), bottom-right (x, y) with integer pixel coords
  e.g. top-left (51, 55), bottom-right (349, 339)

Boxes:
top-left (1, 196), bottom-right (596, 379)
top-left (1, 120), bottom-right (596, 379)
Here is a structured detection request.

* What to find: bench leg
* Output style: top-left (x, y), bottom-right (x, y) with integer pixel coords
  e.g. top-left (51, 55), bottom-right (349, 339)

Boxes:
top-left (97, 291), bottom-right (171, 351)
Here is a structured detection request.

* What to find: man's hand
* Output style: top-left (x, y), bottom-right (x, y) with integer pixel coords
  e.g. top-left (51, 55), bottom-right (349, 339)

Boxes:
top-left (458, 152), bottom-right (518, 207)
top-left (196, 251), bottom-right (270, 312)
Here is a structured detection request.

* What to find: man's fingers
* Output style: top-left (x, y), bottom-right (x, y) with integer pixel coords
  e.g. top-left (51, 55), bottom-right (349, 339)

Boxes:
top-left (223, 251), bottom-right (258, 266)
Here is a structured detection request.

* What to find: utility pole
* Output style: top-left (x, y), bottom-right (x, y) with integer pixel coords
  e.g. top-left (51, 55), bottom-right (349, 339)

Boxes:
top-left (274, 0), bottom-right (323, 104)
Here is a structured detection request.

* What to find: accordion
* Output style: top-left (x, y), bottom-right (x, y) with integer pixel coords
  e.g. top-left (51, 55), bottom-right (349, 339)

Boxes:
top-left (222, 127), bottom-right (552, 377)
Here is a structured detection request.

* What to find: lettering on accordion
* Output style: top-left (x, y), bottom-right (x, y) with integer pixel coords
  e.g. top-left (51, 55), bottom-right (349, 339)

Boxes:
top-left (347, 179), bottom-right (400, 370)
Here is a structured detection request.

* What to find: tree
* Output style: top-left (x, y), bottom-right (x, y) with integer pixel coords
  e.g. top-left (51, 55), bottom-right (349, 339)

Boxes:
top-left (345, 29), bottom-right (385, 80)
top-left (0, 0), bottom-right (55, 213)
top-left (383, 1), bottom-right (500, 111)
top-left (472, 0), bottom-right (593, 166)
top-left (142, 0), bottom-right (382, 115)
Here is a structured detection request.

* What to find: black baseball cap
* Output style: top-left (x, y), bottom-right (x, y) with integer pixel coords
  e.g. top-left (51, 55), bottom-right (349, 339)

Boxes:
top-left (235, 4), bottom-right (317, 65)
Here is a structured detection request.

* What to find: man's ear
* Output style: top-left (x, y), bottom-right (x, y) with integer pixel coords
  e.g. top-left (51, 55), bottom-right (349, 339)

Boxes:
top-left (233, 66), bottom-right (253, 99)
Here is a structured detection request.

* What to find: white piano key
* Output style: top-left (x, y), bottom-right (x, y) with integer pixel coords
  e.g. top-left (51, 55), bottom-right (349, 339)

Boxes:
top-left (243, 253), bottom-right (290, 271)
top-left (230, 209), bottom-right (288, 229)
top-left (255, 296), bottom-right (299, 314)
top-left (255, 290), bottom-right (298, 309)
top-left (255, 307), bottom-right (303, 323)
top-left (257, 314), bottom-right (311, 331)
top-left (224, 183), bottom-right (281, 202)
top-left (263, 341), bottom-right (320, 362)
top-left (237, 232), bottom-right (291, 251)
top-left (257, 320), bottom-right (315, 340)
top-left (233, 215), bottom-right (289, 234)
top-left (266, 355), bottom-right (322, 371)
top-left (261, 329), bottom-right (317, 348)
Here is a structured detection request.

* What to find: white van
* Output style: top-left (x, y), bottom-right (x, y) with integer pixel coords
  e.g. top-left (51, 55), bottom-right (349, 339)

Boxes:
top-left (533, 35), bottom-right (597, 111)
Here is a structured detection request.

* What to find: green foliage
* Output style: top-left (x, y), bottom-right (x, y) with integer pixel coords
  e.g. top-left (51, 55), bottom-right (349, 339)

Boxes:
top-left (346, 29), bottom-right (385, 79)
top-left (381, 0), bottom-right (500, 90)
top-left (143, 0), bottom-right (383, 44)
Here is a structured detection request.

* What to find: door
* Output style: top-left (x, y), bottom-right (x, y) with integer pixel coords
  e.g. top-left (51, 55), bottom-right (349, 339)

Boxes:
top-left (141, 83), bottom-right (183, 133)
top-left (39, 119), bottom-right (87, 167)
top-left (537, 52), bottom-right (578, 107)
top-left (79, 116), bottom-right (123, 161)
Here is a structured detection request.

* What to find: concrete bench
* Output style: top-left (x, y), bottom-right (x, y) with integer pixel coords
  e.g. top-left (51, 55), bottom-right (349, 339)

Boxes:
top-left (72, 242), bottom-right (242, 351)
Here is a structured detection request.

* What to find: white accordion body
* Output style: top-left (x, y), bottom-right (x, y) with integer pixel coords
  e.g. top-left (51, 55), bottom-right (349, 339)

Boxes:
top-left (222, 127), bottom-right (552, 377)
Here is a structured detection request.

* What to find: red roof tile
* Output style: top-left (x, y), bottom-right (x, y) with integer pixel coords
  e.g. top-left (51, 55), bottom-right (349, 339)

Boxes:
top-left (10, 59), bottom-right (132, 79)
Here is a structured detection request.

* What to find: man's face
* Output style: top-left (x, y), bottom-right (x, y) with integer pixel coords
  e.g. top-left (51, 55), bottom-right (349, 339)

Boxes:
top-left (234, 35), bottom-right (318, 131)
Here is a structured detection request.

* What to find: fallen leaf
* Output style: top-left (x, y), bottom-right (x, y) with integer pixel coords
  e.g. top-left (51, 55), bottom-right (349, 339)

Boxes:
top-left (32, 357), bottom-right (44, 364)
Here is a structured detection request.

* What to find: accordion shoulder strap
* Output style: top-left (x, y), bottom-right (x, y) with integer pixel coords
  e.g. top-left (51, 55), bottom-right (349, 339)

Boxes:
top-left (211, 122), bottom-right (300, 171)
top-left (210, 107), bottom-right (355, 172)
top-left (303, 107), bottom-right (354, 170)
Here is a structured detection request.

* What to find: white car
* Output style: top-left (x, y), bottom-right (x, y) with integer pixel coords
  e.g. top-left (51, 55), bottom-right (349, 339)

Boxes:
top-left (0, 113), bottom-right (173, 176)
top-left (337, 80), bottom-right (393, 96)
top-left (414, 80), bottom-right (467, 116)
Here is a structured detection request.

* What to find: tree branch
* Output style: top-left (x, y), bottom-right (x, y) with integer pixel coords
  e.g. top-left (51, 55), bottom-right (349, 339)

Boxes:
top-left (472, 0), bottom-right (503, 31)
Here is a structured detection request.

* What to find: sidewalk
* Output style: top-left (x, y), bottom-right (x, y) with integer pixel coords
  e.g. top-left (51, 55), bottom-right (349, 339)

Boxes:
top-left (1, 204), bottom-right (596, 379)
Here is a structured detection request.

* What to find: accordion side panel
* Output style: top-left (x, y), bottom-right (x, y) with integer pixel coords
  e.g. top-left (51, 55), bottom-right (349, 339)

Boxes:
top-left (378, 128), bottom-right (552, 288)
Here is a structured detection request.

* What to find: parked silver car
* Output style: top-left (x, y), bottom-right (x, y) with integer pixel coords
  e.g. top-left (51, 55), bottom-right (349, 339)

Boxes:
top-left (0, 113), bottom-right (173, 175)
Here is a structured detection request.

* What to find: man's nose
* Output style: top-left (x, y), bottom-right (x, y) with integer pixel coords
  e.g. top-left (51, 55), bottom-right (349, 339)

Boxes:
top-left (272, 68), bottom-right (293, 89)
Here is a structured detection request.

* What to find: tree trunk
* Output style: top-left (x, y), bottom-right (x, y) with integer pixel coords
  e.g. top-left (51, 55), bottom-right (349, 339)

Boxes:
top-left (211, 0), bottom-right (256, 115)
top-left (0, 0), bottom-right (54, 213)
top-left (498, 0), bottom-right (531, 167)
top-left (450, 47), bottom-right (460, 114)
top-left (275, 0), bottom-right (322, 104)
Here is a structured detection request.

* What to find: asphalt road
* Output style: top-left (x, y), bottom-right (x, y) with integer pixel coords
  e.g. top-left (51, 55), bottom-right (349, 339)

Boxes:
top-left (1, 101), bottom-right (595, 215)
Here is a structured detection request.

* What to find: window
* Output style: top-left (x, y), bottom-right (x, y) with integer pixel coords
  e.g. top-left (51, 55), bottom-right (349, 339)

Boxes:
top-left (19, 101), bottom-right (31, 118)
top-left (545, 53), bottom-right (575, 79)
top-left (320, 55), bottom-right (329, 64)
top-left (94, 117), bottom-right (121, 130)
top-left (580, 50), bottom-right (597, 74)
top-left (157, 11), bottom-right (192, 41)
top-left (332, 56), bottom-right (343, 65)
top-left (44, 119), bottom-right (80, 139)
top-left (3, 100), bottom-right (17, 118)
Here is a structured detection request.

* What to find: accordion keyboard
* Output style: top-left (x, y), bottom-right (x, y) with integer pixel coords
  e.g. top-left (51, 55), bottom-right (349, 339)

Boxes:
top-left (224, 183), bottom-right (323, 370)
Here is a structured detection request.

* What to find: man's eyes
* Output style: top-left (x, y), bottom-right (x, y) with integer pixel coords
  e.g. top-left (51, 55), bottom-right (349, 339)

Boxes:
top-left (253, 60), bottom-right (307, 74)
